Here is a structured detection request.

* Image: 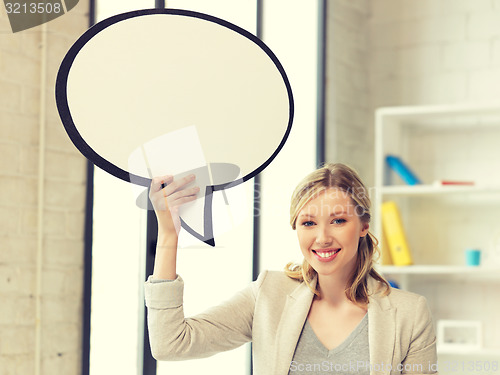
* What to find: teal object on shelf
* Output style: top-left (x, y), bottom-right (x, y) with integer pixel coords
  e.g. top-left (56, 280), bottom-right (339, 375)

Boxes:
top-left (386, 155), bottom-right (422, 185)
top-left (465, 249), bottom-right (481, 266)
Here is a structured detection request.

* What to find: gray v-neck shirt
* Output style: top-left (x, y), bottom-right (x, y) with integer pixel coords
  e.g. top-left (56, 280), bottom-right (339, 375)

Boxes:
top-left (288, 314), bottom-right (370, 374)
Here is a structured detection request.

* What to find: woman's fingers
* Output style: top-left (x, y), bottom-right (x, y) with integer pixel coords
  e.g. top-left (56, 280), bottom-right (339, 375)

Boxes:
top-left (150, 175), bottom-right (173, 194)
top-left (168, 186), bottom-right (200, 206)
top-left (148, 174), bottom-right (201, 236)
top-left (161, 174), bottom-right (196, 196)
top-left (149, 174), bottom-right (200, 212)
top-left (171, 193), bottom-right (198, 207)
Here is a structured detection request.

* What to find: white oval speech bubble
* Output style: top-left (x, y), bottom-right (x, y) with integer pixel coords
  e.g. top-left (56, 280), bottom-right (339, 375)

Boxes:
top-left (56, 9), bottom-right (293, 245)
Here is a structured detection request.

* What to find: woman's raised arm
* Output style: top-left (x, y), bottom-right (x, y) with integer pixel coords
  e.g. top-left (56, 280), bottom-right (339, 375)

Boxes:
top-left (148, 174), bottom-right (199, 280)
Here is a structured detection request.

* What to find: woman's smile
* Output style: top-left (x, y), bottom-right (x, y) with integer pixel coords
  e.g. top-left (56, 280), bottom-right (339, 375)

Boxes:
top-left (312, 248), bottom-right (341, 261)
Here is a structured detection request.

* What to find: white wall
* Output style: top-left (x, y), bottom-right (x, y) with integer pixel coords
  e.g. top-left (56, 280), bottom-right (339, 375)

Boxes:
top-left (325, 0), bottom-right (372, 182)
top-left (367, 0), bottom-right (500, 108)
top-left (0, 2), bottom-right (90, 374)
top-left (360, 0), bottom-right (500, 358)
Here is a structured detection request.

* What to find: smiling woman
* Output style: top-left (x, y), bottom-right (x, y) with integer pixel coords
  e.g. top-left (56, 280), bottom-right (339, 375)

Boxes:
top-left (286, 163), bottom-right (389, 305)
top-left (145, 163), bottom-right (439, 375)
top-left (285, 164), bottom-right (391, 361)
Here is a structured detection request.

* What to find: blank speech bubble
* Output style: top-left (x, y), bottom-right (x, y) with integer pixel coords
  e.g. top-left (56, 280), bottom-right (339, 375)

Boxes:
top-left (55, 8), bottom-right (293, 246)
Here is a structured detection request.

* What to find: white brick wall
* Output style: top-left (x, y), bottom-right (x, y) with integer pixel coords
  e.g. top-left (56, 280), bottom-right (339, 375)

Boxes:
top-left (325, 0), bottom-right (372, 182)
top-left (0, 2), bottom-right (89, 374)
top-left (366, 0), bottom-right (500, 107)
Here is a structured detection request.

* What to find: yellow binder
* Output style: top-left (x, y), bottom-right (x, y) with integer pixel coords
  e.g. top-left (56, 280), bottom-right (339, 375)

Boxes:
top-left (380, 231), bottom-right (394, 265)
top-left (381, 201), bottom-right (413, 266)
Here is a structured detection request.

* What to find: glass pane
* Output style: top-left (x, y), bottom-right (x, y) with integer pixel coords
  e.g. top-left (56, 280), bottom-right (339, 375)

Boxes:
top-left (154, 2), bottom-right (256, 374)
top-left (156, 185), bottom-right (254, 375)
top-left (90, 167), bottom-right (146, 375)
top-left (89, 2), bottom-right (257, 375)
top-left (259, 0), bottom-right (319, 270)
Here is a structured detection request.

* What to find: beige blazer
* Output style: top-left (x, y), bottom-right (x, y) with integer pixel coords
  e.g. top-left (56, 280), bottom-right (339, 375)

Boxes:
top-left (145, 270), bottom-right (438, 375)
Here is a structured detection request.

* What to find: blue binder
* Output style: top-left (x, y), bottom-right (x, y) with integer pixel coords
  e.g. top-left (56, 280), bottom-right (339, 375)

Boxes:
top-left (386, 155), bottom-right (421, 185)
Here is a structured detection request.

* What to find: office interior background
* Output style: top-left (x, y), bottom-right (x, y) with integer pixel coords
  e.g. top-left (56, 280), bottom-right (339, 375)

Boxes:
top-left (1, 0), bottom-right (500, 374)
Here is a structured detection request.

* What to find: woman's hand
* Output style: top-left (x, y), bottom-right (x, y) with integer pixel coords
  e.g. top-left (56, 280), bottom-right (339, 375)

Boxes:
top-left (149, 174), bottom-right (200, 236)
top-left (149, 174), bottom-right (200, 280)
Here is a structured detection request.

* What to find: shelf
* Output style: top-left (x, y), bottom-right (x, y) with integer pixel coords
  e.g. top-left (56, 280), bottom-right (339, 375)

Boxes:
top-left (437, 347), bottom-right (500, 357)
top-left (378, 265), bottom-right (500, 277)
top-left (380, 184), bottom-right (500, 196)
top-left (374, 104), bottom-right (500, 355)
top-left (375, 103), bottom-right (500, 125)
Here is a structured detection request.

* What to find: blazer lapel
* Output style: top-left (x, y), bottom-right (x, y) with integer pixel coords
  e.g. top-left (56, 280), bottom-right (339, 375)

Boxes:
top-left (270, 277), bottom-right (395, 375)
top-left (272, 277), bottom-right (316, 375)
top-left (367, 278), bottom-right (396, 375)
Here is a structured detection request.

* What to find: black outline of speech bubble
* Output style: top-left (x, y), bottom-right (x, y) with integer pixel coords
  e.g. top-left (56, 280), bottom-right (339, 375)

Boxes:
top-left (55, 8), bottom-right (294, 246)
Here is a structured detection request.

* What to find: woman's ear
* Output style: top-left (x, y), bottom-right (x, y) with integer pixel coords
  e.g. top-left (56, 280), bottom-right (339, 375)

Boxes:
top-left (360, 222), bottom-right (369, 237)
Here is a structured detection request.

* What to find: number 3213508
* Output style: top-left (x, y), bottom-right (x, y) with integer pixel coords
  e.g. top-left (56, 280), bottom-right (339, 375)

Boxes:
top-left (5, 2), bottom-right (62, 14)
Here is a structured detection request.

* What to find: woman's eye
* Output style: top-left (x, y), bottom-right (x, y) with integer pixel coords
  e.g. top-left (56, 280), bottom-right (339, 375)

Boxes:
top-left (302, 221), bottom-right (315, 227)
top-left (332, 218), bottom-right (346, 225)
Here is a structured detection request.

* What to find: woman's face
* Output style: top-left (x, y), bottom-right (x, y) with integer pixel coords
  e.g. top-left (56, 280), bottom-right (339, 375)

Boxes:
top-left (296, 188), bottom-right (369, 281)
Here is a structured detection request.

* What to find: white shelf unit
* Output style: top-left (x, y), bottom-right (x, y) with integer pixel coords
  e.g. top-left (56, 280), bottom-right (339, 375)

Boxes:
top-left (380, 184), bottom-right (500, 195)
top-left (437, 347), bottom-right (500, 357)
top-left (378, 265), bottom-right (500, 276)
top-left (373, 103), bottom-right (500, 362)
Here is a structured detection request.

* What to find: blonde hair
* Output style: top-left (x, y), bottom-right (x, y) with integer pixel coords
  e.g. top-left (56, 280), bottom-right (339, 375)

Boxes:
top-left (285, 163), bottom-right (390, 305)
